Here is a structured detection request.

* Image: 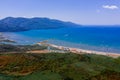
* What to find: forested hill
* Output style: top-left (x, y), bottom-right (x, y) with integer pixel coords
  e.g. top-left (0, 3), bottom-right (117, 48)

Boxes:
top-left (0, 17), bottom-right (81, 32)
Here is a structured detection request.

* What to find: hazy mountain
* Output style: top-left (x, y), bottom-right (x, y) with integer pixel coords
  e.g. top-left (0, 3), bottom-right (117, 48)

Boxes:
top-left (0, 17), bottom-right (81, 32)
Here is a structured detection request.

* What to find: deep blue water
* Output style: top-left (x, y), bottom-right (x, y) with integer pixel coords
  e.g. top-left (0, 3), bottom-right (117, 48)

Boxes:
top-left (3, 27), bottom-right (120, 53)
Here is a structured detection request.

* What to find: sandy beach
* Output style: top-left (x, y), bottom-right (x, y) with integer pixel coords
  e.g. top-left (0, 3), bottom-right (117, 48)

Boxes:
top-left (49, 44), bottom-right (120, 58)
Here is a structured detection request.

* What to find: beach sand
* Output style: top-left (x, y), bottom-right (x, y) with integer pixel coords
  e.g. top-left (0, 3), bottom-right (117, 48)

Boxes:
top-left (49, 44), bottom-right (120, 58)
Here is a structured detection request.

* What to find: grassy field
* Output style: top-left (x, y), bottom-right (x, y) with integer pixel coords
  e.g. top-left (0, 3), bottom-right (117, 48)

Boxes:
top-left (0, 52), bottom-right (120, 80)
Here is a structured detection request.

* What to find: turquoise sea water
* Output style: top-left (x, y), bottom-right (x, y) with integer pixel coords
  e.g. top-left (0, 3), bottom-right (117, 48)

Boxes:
top-left (3, 27), bottom-right (120, 53)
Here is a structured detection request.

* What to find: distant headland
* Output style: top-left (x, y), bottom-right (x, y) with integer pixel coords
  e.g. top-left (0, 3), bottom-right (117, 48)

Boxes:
top-left (0, 17), bottom-right (81, 32)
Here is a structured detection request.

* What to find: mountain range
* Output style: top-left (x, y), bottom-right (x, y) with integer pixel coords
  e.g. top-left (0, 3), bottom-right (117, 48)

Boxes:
top-left (0, 17), bottom-right (81, 32)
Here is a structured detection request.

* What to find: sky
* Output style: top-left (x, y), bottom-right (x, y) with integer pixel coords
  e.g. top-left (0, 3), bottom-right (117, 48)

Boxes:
top-left (0, 0), bottom-right (120, 25)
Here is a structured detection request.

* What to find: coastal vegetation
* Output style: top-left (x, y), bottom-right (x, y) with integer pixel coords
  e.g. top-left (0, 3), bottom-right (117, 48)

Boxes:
top-left (0, 44), bottom-right (120, 80)
top-left (0, 44), bottom-right (47, 52)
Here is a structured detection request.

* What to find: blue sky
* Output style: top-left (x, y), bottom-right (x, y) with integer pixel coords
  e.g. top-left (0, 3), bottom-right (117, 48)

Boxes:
top-left (0, 0), bottom-right (120, 25)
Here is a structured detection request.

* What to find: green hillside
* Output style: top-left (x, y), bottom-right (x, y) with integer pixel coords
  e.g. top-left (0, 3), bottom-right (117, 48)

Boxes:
top-left (0, 52), bottom-right (120, 80)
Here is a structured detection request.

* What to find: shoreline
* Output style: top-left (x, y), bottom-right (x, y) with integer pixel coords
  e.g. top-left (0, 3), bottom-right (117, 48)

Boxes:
top-left (49, 44), bottom-right (120, 58)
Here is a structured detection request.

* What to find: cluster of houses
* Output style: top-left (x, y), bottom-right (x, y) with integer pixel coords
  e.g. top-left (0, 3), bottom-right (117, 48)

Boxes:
top-left (36, 40), bottom-right (71, 53)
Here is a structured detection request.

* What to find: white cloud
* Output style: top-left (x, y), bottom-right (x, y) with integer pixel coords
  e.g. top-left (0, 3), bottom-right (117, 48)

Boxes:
top-left (102, 5), bottom-right (119, 10)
